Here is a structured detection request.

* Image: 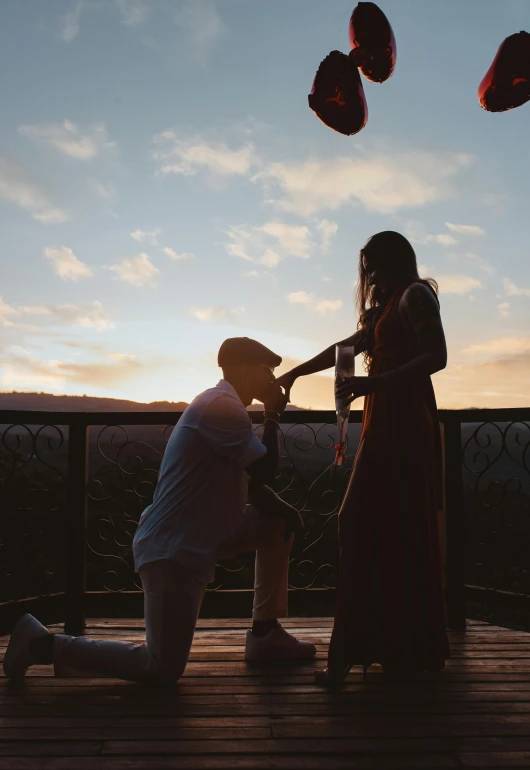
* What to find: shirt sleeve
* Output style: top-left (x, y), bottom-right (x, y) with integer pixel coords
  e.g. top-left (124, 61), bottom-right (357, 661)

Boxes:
top-left (199, 395), bottom-right (267, 469)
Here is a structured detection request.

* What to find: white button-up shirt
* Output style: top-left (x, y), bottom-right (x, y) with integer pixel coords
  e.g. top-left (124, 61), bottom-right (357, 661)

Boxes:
top-left (133, 380), bottom-right (266, 583)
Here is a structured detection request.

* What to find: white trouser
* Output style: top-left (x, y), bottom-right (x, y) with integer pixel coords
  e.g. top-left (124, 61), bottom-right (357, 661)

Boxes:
top-left (53, 505), bottom-right (293, 684)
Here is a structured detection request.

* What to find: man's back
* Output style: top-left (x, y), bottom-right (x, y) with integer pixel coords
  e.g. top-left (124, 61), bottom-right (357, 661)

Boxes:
top-left (132, 380), bottom-right (266, 583)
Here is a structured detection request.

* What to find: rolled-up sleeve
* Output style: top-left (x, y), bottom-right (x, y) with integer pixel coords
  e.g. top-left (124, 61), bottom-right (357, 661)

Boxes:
top-left (200, 395), bottom-right (267, 469)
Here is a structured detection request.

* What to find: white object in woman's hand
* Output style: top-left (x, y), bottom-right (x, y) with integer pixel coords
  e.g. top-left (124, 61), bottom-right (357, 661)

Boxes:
top-left (335, 375), bottom-right (377, 403)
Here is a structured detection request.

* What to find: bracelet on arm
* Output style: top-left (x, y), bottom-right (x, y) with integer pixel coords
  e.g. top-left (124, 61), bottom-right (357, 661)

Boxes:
top-left (263, 410), bottom-right (281, 424)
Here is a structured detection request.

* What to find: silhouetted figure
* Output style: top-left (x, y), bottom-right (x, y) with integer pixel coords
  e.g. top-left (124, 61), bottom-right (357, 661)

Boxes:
top-left (4, 338), bottom-right (314, 685)
top-left (278, 231), bottom-right (450, 687)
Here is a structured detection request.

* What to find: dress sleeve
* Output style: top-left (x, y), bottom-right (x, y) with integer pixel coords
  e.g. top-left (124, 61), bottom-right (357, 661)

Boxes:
top-left (199, 395), bottom-right (267, 469)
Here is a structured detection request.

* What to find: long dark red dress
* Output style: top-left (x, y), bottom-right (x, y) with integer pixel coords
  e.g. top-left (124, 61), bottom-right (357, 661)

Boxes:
top-left (328, 282), bottom-right (450, 671)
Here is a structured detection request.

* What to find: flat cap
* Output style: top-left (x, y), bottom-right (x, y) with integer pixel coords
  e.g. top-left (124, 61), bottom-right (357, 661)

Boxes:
top-left (218, 337), bottom-right (282, 368)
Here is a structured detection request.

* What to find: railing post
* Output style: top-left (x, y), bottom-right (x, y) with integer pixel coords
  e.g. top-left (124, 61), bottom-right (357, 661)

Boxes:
top-left (64, 419), bottom-right (88, 635)
top-left (443, 413), bottom-right (466, 630)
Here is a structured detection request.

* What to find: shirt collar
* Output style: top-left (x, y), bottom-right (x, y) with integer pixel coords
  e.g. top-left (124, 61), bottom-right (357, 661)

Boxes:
top-left (217, 379), bottom-right (243, 404)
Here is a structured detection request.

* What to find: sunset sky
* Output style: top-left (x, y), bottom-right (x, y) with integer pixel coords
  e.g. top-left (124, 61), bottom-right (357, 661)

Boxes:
top-left (1, 0), bottom-right (529, 409)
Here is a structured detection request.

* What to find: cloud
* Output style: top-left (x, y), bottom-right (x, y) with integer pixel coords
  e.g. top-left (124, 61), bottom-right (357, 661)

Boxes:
top-left (287, 291), bottom-right (342, 315)
top-left (0, 155), bottom-right (68, 224)
top-left (163, 247), bottom-right (194, 261)
top-left (435, 274), bottom-right (482, 294)
top-left (115, 0), bottom-right (149, 26)
top-left (108, 253), bottom-right (159, 286)
top-left (226, 221), bottom-right (315, 268)
top-left (226, 225), bottom-right (280, 268)
top-left (448, 251), bottom-right (494, 275)
top-left (445, 222), bottom-right (485, 237)
top-left (316, 299), bottom-right (342, 314)
top-left (287, 291), bottom-right (312, 305)
top-left (0, 297), bottom-right (19, 327)
top-left (59, 1), bottom-right (83, 42)
top-left (258, 222), bottom-right (313, 258)
top-left (1, 297), bottom-right (112, 333)
top-left (317, 219), bottom-right (338, 252)
top-left (44, 246), bottom-right (93, 281)
top-left (174, 0), bottom-right (228, 63)
top-left (191, 306), bottom-right (245, 322)
top-left (503, 278), bottom-right (530, 297)
top-left (0, 349), bottom-right (144, 391)
top-left (434, 350), bottom-right (530, 408)
top-left (497, 302), bottom-right (511, 318)
top-left (88, 179), bottom-right (116, 199)
top-left (462, 337), bottom-right (530, 356)
top-left (152, 131), bottom-right (257, 176)
top-left (130, 228), bottom-right (161, 245)
top-left (243, 269), bottom-right (276, 282)
top-left (32, 210), bottom-right (68, 225)
top-left (20, 300), bottom-right (112, 331)
top-left (254, 149), bottom-right (472, 216)
top-left (404, 220), bottom-right (458, 247)
top-left (432, 334), bottom-right (530, 407)
top-left (432, 233), bottom-right (458, 246)
top-left (19, 120), bottom-right (115, 160)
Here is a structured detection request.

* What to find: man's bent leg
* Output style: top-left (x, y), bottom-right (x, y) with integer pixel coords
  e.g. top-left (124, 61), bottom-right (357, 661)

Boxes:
top-left (253, 519), bottom-right (293, 621)
top-left (218, 505), bottom-right (315, 661)
top-left (218, 505), bottom-right (293, 619)
top-left (53, 560), bottom-right (205, 683)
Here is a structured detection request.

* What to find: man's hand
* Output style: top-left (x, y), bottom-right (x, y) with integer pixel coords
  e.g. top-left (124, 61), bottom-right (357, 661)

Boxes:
top-left (248, 481), bottom-right (306, 541)
top-left (263, 381), bottom-right (289, 414)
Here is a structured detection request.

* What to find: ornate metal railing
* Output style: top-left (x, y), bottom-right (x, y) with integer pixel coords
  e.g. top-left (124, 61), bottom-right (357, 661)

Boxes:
top-left (1, 407), bottom-right (529, 634)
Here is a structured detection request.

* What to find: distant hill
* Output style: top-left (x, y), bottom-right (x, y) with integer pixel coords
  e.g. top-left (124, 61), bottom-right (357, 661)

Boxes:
top-left (0, 392), bottom-right (306, 412)
top-left (0, 392), bottom-right (189, 412)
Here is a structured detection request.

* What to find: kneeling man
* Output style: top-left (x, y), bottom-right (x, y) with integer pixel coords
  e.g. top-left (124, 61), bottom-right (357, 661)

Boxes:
top-left (4, 337), bottom-right (315, 684)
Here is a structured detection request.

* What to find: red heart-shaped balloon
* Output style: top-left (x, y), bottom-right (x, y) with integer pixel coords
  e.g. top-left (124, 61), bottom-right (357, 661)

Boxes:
top-left (479, 31), bottom-right (530, 112)
top-left (349, 1), bottom-right (396, 83)
top-left (308, 50), bottom-right (368, 136)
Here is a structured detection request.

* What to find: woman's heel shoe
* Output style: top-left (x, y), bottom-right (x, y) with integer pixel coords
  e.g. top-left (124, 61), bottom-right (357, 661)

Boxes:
top-left (314, 663), bottom-right (352, 690)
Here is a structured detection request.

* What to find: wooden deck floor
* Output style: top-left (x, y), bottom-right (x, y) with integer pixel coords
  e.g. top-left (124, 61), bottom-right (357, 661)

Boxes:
top-left (1, 617), bottom-right (530, 769)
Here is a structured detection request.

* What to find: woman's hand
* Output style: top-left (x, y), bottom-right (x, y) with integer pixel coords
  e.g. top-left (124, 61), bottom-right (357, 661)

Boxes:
top-left (276, 370), bottom-right (297, 401)
top-left (335, 375), bottom-right (380, 404)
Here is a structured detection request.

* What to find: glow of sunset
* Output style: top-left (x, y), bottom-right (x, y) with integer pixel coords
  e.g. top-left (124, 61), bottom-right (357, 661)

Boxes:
top-left (1, 1), bottom-right (529, 410)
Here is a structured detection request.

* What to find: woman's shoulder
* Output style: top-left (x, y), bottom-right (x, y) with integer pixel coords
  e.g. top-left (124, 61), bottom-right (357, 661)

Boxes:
top-left (399, 281), bottom-right (438, 306)
top-left (398, 282), bottom-right (440, 325)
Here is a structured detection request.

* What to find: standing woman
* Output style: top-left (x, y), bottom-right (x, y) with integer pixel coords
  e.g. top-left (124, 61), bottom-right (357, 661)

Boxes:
top-left (277, 231), bottom-right (450, 686)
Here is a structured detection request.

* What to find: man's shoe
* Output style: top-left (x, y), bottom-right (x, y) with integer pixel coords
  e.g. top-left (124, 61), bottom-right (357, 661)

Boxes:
top-left (3, 614), bottom-right (50, 679)
top-left (245, 625), bottom-right (317, 661)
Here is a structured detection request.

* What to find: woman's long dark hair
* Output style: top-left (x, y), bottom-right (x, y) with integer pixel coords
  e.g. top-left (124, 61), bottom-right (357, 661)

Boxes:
top-left (355, 231), bottom-right (438, 369)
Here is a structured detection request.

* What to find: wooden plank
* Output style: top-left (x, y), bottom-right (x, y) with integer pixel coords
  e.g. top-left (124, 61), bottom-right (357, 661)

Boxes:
top-left (0, 727), bottom-right (271, 740)
top-left (2, 702), bottom-right (530, 717)
top-left (270, 715), bottom-right (530, 738)
top-left (458, 752), bottom-right (530, 768)
top-left (0, 741), bottom-right (104, 757)
top-left (100, 740), bottom-right (457, 761)
top-left (1, 738), bottom-right (529, 770)
top-left (5, 685), bottom-right (530, 700)
top-left (6, 678), bottom-right (530, 692)
top-left (5, 704), bottom-right (530, 722)
top-left (0, 754), bottom-right (461, 769)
